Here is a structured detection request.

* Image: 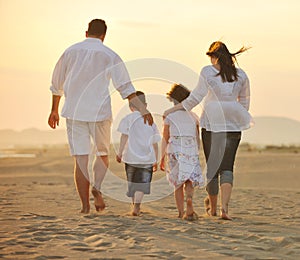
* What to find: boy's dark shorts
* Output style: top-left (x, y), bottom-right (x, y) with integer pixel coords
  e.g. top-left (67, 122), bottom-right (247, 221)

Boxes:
top-left (125, 163), bottom-right (153, 197)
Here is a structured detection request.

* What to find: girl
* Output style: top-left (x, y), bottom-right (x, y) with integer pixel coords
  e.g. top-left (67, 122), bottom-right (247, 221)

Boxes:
top-left (160, 84), bottom-right (203, 220)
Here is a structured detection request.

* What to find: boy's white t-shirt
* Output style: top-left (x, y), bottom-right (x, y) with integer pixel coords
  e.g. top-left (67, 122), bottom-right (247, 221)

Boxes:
top-left (117, 111), bottom-right (161, 164)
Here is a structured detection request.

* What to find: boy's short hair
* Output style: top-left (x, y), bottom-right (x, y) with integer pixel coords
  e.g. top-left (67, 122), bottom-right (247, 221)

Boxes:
top-left (87, 19), bottom-right (107, 36)
top-left (167, 84), bottom-right (190, 103)
top-left (135, 91), bottom-right (146, 104)
top-left (129, 91), bottom-right (147, 109)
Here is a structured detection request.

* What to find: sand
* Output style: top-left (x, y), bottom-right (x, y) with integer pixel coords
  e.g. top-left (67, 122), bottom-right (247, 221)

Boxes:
top-left (0, 145), bottom-right (299, 259)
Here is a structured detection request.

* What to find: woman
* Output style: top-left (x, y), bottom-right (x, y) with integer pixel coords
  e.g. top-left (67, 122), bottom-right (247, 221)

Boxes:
top-left (164, 41), bottom-right (252, 220)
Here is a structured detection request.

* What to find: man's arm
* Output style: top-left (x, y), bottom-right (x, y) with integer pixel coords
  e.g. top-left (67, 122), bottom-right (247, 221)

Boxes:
top-left (48, 95), bottom-right (61, 129)
top-left (127, 93), bottom-right (153, 126)
top-left (116, 134), bottom-right (128, 163)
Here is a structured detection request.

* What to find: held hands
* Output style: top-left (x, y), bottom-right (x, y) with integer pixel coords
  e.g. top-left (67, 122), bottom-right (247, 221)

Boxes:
top-left (116, 154), bottom-right (122, 163)
top-left (48, 111), bottom-right (60, 129)
top-left (160, 159), bottom-right (165, 171)
top-left (153, 163), bottom-right (158, 172)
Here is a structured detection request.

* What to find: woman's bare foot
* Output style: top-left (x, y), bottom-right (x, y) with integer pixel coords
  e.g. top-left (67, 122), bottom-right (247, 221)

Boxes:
top-left (92, 187), bottom-right (105, 211)
top-left (221, 208), bottom-right (233, 220)
top-left (204, 196), bottom-right (210, 215)
top-left (204, 197), bottom-right (217, 216)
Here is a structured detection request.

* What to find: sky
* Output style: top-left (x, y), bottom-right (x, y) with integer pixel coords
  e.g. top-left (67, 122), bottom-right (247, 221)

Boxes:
top-left (0, 0), bottom-right (300, 131)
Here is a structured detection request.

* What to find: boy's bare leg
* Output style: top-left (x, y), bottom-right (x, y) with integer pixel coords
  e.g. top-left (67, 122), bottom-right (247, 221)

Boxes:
top-left (74, 155), bottom-right (90, 213)
top-left (132, 191), bottom-right (144, 216)
top-left (174, 185), bottom-right (184, 218)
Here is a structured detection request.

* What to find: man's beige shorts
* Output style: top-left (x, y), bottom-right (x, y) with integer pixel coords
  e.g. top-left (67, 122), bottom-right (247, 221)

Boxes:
top-left (66, 119), bottom-right (111, 156)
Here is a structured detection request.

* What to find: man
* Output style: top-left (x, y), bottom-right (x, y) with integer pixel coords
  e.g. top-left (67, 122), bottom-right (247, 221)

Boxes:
top-left (48, 19), bottom-right (152, 213)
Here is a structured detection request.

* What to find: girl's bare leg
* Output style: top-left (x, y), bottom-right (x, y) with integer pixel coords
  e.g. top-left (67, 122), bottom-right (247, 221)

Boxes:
top-left (185, 180), bottom-right (194, 216)
top-left (174, 185), bottom-right (184, 218)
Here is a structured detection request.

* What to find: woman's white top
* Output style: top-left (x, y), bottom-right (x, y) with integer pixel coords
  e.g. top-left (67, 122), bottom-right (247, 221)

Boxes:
top-left (117, 111), bottom-right (161, 164)
top-left (182, 65), bottom-right (253, 132)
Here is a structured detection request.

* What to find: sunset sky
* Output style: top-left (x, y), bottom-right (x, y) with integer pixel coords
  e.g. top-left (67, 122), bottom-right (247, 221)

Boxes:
top-left (0, 0), bottom-right (299, 131)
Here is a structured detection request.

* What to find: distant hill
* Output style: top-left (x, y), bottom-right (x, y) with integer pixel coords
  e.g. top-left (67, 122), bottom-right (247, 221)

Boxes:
top-left (0, 117), bottom-right (299, 148)
top-left (242, 116), bottom-right (300, 145)
top-left (0, 128), bottom-right (67, 148)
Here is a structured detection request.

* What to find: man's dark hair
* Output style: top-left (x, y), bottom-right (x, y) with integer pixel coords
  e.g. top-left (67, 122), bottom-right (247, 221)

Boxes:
top-left (87, 19), bottom-right (107, 36)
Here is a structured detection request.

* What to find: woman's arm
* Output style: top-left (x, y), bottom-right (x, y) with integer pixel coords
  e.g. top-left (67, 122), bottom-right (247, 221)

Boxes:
top-left (238, 75), bottom-right (250, 111)
top-left (152, 143), bottom-right (158, 172)
top-left (163, 71), bottom-right (208, 117)
top-left (160, 124), bottom-right (170, 171)
top-left (163, 103), bottom-right (184, 118)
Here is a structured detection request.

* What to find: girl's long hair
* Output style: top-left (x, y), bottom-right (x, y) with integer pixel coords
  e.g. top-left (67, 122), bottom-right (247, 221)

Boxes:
top-left (206, 41), bottom-right (250, 82)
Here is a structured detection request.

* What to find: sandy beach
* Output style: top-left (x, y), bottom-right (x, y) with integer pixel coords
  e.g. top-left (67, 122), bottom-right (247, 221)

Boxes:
top-left (0, 144), bottom-right (299, 259)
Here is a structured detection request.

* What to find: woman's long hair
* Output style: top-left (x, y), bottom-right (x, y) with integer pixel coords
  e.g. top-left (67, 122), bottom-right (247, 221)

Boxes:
top-left (206, 41), bottom-right (249, 82)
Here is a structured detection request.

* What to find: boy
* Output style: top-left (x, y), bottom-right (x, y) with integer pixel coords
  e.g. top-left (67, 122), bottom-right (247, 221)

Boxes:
top-left (116, 91), bottom-right (160, 216)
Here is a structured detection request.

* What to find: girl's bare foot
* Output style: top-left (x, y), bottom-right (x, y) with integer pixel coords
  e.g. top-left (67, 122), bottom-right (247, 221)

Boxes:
top-left (221, 208), bottom-right (233, 220)
top-left (186, 197), bottom-right (194, 216)
top-left (92, 187), bottom-right (105, 211)
top-left (183, 197), bottom-right (198, 221)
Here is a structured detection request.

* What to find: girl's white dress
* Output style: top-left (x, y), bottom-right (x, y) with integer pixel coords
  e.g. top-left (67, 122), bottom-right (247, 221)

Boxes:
top-left (164, 110), bottom-right (203, 187)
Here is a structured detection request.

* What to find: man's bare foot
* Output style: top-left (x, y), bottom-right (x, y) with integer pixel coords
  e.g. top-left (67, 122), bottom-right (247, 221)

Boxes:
top-left (80, 205), bottom-right (90, 214)
top-left (221, 208), bottom-right (233, 220)
top-left (92, 187), bottom-right (105, 211)
top-left (178, 211), bottom-right (184, 218)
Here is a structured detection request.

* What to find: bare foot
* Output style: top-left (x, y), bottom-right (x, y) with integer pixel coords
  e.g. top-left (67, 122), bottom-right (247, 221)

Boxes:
top-left (80, 206), bottom-right (90, 214)
top-left (131, 203), bottom-right (141, 216)
top-left (204, 196), bottom-right (217, 216)
top-left (186, 197), bottom-right (194, 216)
top-left (92, 187), bottom-right (105, 211)
top-left (183, 197), bottom-right (198, 221)
top-left (178, 211), bottom-right (184, 218)
top-left (221, 208), bottom-right (233, 220)
top-left (204, 196), bottom-right (210, 215)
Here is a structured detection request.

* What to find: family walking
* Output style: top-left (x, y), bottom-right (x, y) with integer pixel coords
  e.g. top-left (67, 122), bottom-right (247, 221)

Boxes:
top-left (48, 19), bottom-right (252, 220)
